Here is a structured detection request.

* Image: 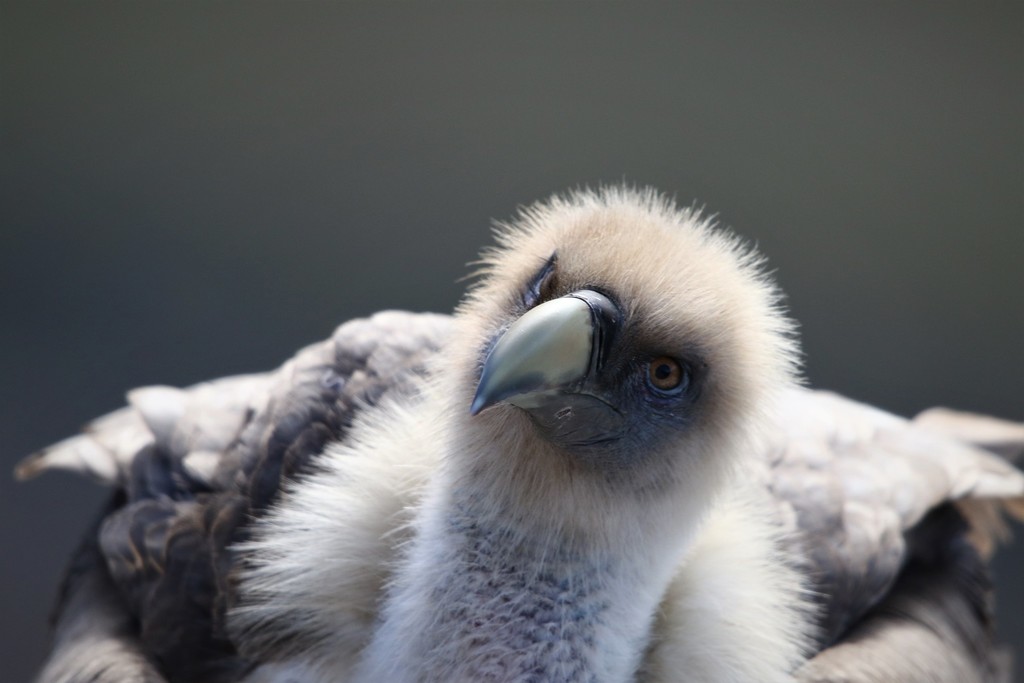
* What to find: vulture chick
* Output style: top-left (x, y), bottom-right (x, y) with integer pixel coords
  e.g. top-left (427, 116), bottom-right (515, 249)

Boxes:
top-left (18, 188), bottom-right (1024, 683)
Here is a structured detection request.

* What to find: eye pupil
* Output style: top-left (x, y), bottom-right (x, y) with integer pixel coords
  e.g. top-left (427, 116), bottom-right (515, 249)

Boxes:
top-left (655, 364), bottom-right (672, 380)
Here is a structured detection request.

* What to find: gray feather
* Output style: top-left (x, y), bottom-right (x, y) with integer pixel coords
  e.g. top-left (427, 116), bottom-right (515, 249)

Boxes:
top-left (798, 506), bottom-right (1006, 683)
top-left (767, 388), bottom-right (1024, 648)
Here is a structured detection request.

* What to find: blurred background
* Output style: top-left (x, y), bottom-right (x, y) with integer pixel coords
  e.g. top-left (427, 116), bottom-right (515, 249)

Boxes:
top-left (2, 2), bottom-right (1021, 680)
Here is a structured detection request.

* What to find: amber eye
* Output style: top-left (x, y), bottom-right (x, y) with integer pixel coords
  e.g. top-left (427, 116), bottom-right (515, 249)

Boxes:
top-left (647, 356), bottom-right (686, 393)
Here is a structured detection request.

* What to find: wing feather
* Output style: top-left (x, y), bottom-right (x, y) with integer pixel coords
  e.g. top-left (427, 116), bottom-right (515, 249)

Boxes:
top-left (797, 506), bottom-right (1006, 683)
top-left (23, 311), bottom-right (452, 682)
top-left (769, 387), bottom-right (1023, 672)
top-left (35, 495), bottom-right (169, 683)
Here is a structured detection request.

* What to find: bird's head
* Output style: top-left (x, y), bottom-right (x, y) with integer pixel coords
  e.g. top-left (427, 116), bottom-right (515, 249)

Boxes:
top-left (445, 188), bottom-right (798, 530)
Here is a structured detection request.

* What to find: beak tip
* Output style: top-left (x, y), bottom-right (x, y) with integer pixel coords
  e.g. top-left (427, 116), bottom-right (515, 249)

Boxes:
top-left (469, 391), bottom-right (490, 416)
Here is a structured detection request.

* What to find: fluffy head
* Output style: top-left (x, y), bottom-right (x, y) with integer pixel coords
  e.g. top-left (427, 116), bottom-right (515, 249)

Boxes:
top-left (438, 186), bottom-right (800, 542)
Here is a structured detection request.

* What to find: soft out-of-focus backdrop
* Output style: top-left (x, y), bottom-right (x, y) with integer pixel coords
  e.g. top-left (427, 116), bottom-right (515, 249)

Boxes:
top-left (2, 3), bottom-right (1021, 680)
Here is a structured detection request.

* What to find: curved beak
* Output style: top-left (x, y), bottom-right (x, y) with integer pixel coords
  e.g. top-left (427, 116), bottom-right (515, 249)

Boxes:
top-left (471, 290), bottom-right (625, 446)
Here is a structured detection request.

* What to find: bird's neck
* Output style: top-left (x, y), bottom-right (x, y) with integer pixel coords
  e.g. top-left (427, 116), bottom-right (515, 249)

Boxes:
top-left (355, 425), bottom-right (709, 683)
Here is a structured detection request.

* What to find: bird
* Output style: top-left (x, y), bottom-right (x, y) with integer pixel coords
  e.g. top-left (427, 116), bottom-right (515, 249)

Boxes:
top-left (17, 187), bottom-right (1024, 683)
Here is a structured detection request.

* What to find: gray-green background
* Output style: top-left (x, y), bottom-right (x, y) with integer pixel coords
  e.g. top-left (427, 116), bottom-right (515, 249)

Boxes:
top-left (3, 3), bottom-right (1021, 681)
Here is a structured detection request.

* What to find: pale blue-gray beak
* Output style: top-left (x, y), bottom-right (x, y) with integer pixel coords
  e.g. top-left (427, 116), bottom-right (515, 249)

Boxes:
top-left (471, 290), bottom-right (626, 447)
